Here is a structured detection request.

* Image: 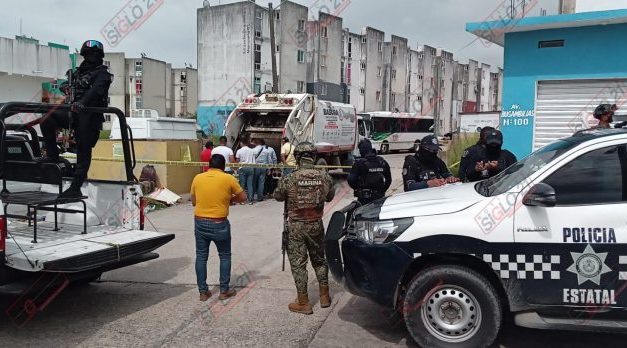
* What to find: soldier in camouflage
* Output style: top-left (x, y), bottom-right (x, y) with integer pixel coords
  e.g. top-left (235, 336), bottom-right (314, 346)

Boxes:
top-left (273, 142), bottom-right (335, 315)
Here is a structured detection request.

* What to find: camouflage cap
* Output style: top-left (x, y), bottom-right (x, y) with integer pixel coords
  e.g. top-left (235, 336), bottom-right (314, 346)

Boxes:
top-left (295, 142), bottom-right (317, 155)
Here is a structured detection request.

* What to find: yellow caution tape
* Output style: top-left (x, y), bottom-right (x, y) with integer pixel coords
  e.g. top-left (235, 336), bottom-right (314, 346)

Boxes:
top-left (61, 154), bottom-right (353, 169)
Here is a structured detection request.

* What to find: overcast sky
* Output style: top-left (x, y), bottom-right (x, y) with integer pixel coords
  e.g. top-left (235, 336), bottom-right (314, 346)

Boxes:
top-left (1, 0), bottom-right (626, 71)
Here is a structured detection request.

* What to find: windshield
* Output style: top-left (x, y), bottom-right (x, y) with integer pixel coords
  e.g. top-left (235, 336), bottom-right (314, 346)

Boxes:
top-left (476, 140), bottom-right (578, 197)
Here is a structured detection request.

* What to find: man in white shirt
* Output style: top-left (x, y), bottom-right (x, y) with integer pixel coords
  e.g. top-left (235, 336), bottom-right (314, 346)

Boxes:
top-left (252, 138), bottom-right (277, 201)
top-left (236, 139), bottom-right (256, 204)
top-left (212, 136), bottom-right (236, 174)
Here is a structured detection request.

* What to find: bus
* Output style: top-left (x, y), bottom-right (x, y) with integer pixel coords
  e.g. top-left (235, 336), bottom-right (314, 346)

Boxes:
top-left (358, 111), bottom-right (434, 154)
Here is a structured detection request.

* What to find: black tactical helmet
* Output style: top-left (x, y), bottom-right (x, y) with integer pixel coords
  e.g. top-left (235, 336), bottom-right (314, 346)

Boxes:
top-left (358, 138), bottom-right (374, 156)
top-left (80, 40), bottom-right (105, 58)
top-left (294, 142), bottom-right (317, 161)
top-left (593, 103), bottom-right (617, 120)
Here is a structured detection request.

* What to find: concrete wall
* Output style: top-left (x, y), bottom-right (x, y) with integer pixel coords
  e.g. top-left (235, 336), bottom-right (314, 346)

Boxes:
top-left (420, 45), bottom-right (437, 117)
top-left (197, 2), bottom-right (256, 136)
top-left (478, 63), bottom-right (491, 112)
top-left (467, 59), bottom-right (479, 111)
top-left (172, 67), bottom-right (199, 117)
top-left (165, 63), bottom-right (172, 116)
top-left (343, 30), bottom-right (364, 111)
top-left (306, 12), bottom-right (344, 102)
top-left (407, 49), bottom-right (422, 114)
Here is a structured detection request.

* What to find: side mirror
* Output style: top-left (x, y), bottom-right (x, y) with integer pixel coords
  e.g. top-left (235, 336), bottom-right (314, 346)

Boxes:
top-left (523, 183), bottom-right (556, 207)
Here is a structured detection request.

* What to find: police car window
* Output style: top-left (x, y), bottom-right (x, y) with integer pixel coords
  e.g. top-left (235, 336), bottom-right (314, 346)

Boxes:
top-left (542, 145), bottom-right (626, 205)
top-left (477, 140), bottom-right (576, 197)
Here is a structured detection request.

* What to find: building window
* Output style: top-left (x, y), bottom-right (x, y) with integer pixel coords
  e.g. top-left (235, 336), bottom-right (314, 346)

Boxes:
top-left (391, 69), bottom-right (396, 79)
top-left (297, 50), bottom-right (305, 63)
top-left (361, 37), bottom-right (367, 44)
top-left (360, 87), bottom-right (365, 95)
top-left (417, 96), bottom-right (422, 102)
top-left (135, 78), bottom-right (142, 94)
top-left (256, 10), bottom-right (263, 19)
top-left (297, 81), bottom-right (305, 93)
top-left (377, 66), bottom-right (381, 77)
top-left (392, 46), bottom-right (397, 55)
top-left (298, 19), bottom-right (305, 31)
top-left (276, 45), bottom-right (280, 52)
top-left (377, 42), bottom-right (382, 52)
top-left (320, 84), bottom-right (327, 95)
top-left (418, 52), bottom-right (424, 59)
top-left (481, 87), bottom-right (485, 95)
top-left (464, 65), bottom-right (469, 71)
top-left (346, 63), bottom-right (352, 85)
top-left (255, 44), bottom-right (261, 52)
top-left (255, 31), bottom-right (262, 38)
top-left (135, 96), bottom-right (143, 108)
top-left (418, 75), bottom-right (423, 80)
top-left (320, 55), bottom-right (327, 67)
top-left (376, 91), bottom-right (381, 101)
top-left (135, 61), bottom-right (142, 71)
top-left (255, 63), bottom-right (261, 70)
top-left (180, 72), bottom-right (187, 83)
top-left (321, 26), bottom-right (328, 38)
top-left (391, 93), bottom-right (396, 105)
top-left (275, 11), bottom-right (280, 20)
top-left (360, 62), bottom-right (366, 70)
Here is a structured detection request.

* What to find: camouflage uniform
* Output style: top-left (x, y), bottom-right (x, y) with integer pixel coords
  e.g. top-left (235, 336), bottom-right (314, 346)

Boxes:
top-left (273, 155), bottom-right (334, 294)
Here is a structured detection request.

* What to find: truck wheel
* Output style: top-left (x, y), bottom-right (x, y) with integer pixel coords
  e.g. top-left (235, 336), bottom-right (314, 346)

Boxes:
top-left (380, 143), bottom-right (390, 155)
top-left (403, 265), bottom-right (502, 348)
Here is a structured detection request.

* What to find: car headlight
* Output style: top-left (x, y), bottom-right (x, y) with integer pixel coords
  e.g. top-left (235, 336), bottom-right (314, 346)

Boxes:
top-left (353, 218), bottom-right (414, 244)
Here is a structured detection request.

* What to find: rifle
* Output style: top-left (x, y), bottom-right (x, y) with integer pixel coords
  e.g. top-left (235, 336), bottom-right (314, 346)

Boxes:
top-left (282, 200), bottom-right (289, 271)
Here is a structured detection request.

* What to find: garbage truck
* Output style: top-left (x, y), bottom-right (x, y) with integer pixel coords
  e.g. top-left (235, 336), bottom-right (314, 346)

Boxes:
top-left (223, 93), bottom-right (357, 167)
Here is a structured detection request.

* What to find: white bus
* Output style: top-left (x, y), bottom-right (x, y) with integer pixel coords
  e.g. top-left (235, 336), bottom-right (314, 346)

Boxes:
top-left (358, 111), bottom-right (434, 154)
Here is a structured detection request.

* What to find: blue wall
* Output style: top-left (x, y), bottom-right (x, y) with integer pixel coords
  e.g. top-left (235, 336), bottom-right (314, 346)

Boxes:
top-left (501, 22), bottom-right (627, 159)
top-left (196, 105), bottom-right (235, 137)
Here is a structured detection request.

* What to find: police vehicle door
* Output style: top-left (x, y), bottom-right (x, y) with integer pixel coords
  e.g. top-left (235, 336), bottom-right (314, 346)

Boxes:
top-left (513, 140), bottom-right (627, 311)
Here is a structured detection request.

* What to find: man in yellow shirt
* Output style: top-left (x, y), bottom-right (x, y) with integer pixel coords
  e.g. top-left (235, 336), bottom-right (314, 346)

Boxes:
top-left (281, 137), bottom-right (297, 176)
top-left (191, 154), bottom-right (247, 301)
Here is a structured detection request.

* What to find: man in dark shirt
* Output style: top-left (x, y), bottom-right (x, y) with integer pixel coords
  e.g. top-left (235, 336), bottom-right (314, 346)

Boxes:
top-left (459, 126), bottom-right (494, 182)
top-left (348, 139), bottom-right (392, 204)
top-left (402, 135), bottom-right (459, 191)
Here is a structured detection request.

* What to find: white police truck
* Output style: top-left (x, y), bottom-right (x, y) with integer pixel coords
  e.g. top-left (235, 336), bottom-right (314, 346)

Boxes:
top-left (326, 128), bottom-right (627, 347)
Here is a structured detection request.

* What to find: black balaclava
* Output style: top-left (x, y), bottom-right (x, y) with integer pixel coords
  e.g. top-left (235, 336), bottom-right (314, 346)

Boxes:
top-left (80, 50), bottom-right (104, 71)
top-left (486, 143), bottom-right (501, 160)
top-left (418, 148), bottom-right (437, 164)
top-left (358, 139), bottom-right (375, 157)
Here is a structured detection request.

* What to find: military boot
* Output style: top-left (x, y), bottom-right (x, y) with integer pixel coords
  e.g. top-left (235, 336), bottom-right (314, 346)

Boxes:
top-left (288, 293), bottom-right (313, 315)
top-left (319, 285), bottom-right (331, 308)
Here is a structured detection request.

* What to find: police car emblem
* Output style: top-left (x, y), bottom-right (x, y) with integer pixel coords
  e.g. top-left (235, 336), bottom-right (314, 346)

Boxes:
top-left (566, 244), bottom-right (611, 286)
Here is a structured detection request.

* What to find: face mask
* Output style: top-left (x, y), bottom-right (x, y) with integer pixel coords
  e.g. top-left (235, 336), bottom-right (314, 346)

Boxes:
top-left (84, 51), bottom-right (103, 65)
top-left (486, 144), bottom-right (501, 158)
top-left (419, 148), bottom-right (437, 163)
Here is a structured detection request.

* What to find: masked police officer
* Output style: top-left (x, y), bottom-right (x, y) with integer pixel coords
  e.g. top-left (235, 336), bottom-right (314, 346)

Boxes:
top-left (348, 139), bottom-right (392, 205)
top-left (39, 40), bottom-right (112, 199)
top-left (459, 126), bottom-right (495, 182)
top-left (273, 142), bottom-right (335, 315)
top-left (402, 135), bottom-right (459, 191)
top-left (463, 129), bottom-right (517, 182)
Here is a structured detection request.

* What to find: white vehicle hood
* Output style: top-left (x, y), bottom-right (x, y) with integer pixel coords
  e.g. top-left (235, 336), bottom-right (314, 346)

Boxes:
top-left (377, 183), bottom-right (484, 220)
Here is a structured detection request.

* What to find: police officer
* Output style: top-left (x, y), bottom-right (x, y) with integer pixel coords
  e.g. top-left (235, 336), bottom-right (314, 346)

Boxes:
top-left (348, 139), bottom-right (392, 205)
top-left (402, 135), bottom-right (459, 191)
top-left (592, 103), bottom-right (617, 129)
top-left (459, 126), bottom-right (495, 182)
top-left (463, 129), bottom-right (517, 182)
top-left (460, 129), bottom-right (517, 182)
top-left (39, 40), bottom-right (112, 199)
top-left (273, 142), bottom-right (335, 315)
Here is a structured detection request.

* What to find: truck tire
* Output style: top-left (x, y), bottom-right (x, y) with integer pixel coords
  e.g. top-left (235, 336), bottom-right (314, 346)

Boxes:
top-left (403, 265), bottom-right (502, 348)
top-left (380, 143), bottom-right (390, 155)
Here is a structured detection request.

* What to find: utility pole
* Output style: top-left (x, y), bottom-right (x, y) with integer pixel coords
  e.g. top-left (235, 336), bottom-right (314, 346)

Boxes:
top-left (268, 2), bottom-right (279, 93)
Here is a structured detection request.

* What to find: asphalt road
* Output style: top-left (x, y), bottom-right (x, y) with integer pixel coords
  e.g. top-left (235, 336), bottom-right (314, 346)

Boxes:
top-left (1, 152), bottom-right (626, 347)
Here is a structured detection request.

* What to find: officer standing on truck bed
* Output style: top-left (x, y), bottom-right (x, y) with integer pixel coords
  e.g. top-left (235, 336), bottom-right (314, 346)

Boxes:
top-left (348, 139), bottom-right (392, 205)
top-left (38, 40), bottom-right (112, 199)
top-left (273, 142), bottom-right (335, 315)
top-left (402, 135), bottom-right (459, 191)
top-left (460, 129), bottom-right (517, 182)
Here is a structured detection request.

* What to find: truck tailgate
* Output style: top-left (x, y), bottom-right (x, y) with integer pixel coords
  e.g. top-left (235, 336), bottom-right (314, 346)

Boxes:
top-left (5, 228), bottom-right (174, 272)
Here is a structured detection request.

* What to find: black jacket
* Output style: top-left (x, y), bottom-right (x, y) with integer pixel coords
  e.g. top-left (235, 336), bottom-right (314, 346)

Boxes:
top-left (402, 154), bottom-right (452, 191)
top-left (460, 144), bottom-right (517, 182)
top-left (348, 154), bottom-right (392, 202)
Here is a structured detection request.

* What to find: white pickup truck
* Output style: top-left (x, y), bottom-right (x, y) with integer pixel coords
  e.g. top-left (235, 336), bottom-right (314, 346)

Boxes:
top-left (0, 103), bottom-right (174, 311)
top-left (327, 128), bottom-right (627, 347)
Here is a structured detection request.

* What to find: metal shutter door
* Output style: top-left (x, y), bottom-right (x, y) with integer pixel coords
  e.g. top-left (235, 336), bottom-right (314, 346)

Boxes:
top-left (534, 79), bottom-right (627, 150)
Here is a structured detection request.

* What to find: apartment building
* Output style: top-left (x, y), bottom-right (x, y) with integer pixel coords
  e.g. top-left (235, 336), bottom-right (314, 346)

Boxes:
top-left (0, 36), bottom-right (70, 103)
top-left (435, 49), bottom-right (455, 135)
top-left (172, 67), bottom-right (198, 117)
top-left (307, 12), bottom-right (344, 102)
top-left (477, 63), bottom-right (492, 112)
top-left (342, 30), bottom-right (365, 109)
top-left (383, 35), bottom-right (408, 112)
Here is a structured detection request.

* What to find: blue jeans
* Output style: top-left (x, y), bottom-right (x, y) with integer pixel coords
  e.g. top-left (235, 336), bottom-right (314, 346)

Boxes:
top-left (238, 167), bottom-right (254, 202)
top-left (254, 168), bottom-right (266, 201)
top-left (195, 219), bottom-right (232, 293)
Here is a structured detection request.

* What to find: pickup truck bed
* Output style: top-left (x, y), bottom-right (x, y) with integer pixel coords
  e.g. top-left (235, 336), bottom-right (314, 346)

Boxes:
top-left (5, 220), bottom-right (174, 272)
